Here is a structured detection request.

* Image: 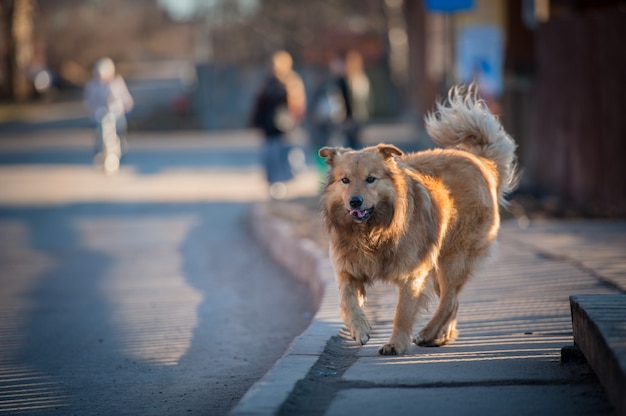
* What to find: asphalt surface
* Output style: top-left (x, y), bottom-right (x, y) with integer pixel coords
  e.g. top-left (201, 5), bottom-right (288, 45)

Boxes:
top-left (0, 129), bottom-right (318, 415)
top-left (234, 199), bottom-right (626, 415)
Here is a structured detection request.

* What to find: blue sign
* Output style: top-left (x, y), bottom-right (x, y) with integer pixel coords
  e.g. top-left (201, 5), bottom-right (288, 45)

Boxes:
top-left (425, 0), bottom-right (474, 12)
top-left (456, 25), bottom-right (504, 97)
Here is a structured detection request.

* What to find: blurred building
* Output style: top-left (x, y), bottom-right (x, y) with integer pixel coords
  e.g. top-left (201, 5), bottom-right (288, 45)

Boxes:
top-left (2, 0), bottom-right (624, 216)
top-left (405, 0), bottom-right (626, 217)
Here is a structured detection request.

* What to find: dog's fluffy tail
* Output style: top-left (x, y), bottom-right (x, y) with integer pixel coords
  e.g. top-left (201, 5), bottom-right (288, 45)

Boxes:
top-left (424, 84), bottom-right (518, 206)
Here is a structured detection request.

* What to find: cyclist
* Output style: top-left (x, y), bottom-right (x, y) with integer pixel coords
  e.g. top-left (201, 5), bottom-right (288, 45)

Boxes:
top-left (84, 57), bottom-right (134, 173)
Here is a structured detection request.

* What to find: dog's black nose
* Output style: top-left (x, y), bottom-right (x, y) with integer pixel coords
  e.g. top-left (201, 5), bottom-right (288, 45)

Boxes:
top-left (349, 196), bottom-right (364, 208)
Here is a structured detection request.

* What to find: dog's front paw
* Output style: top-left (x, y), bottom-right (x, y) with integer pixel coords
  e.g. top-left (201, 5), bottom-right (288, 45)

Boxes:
top-left (349, 320), bottom-right (372, 345)
top-left (379, 334), bottom-right (410, 355)
top-left (378, 343), bottom-right (403, 355)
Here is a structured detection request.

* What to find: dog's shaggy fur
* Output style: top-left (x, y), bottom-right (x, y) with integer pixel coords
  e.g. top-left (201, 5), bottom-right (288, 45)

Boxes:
top-left (319, 85), bottom-right (518, 355)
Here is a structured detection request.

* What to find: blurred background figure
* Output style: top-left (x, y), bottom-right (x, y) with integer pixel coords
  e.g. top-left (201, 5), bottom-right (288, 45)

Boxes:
top-left (84, 57), bottom-right (134, 173)
top-left (344, 50), bottom-right (371, 148)
top-left (308, 50), bottom-right (371, 181)
top-left (308, 50), bottom-right (370, 154)
top-left (307, 52), bottom-right (348, 182)
top-left (251, 50), bottom-right (306, 199)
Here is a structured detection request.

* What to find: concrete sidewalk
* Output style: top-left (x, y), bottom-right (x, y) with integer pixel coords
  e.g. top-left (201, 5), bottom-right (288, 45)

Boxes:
top-left (233, 207), bottom-right (626, 415)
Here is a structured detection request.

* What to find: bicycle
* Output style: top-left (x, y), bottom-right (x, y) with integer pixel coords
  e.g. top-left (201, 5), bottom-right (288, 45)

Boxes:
top-left (94, 111), bottom-right (122, 175)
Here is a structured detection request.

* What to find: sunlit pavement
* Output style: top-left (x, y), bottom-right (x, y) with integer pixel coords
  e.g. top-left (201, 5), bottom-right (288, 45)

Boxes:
top-left (0, 129), bottom-right (318, 415)
top-left (235, 200), bottom-right (626, 415)
top-left (2, 128), bottom-right (626, 415)
top-left (0, 129), bottom-right (318, 206)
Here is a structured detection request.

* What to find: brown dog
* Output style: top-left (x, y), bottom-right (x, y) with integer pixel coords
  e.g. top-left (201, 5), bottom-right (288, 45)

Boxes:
top-left (319, 85), bottom-right (517, 355)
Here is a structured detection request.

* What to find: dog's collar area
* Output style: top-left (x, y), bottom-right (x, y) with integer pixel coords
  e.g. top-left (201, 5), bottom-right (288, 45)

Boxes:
top-left (349, 207), bottom-right (374, 222)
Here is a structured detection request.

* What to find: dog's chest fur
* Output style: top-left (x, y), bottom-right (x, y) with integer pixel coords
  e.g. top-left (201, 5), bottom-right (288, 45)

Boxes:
top-left (328, 217), bottom-right (435, 284)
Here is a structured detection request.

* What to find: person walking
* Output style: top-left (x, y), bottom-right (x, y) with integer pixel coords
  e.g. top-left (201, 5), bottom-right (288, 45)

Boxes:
top-left (309, 51), bottom-right (370, 153)
top-left (344, 50), bottom-right (370, 149)
top-left (84, 57), bottom-right (134, 172)
top-left (251, 50), bottom-right (306, 199)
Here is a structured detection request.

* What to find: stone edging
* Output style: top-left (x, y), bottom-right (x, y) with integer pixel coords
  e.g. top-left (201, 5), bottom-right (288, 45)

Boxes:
top-left (231, 204), bottom-right (341, 415)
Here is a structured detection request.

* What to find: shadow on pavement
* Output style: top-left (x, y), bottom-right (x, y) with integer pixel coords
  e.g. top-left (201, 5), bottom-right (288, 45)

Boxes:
top-left (0, 201), bottom-right (313, 415)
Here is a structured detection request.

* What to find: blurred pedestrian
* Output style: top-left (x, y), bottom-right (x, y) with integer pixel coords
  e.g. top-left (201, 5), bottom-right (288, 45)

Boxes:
top-left (344, 50), bottom-right (371, 148)
top-left (84, 57), bottom-right (134, 167)
top-left (307, 52), bottom-right (350, 183)
top-left (251, 50), bottom-right (306, 199)
top-left (309, 51), bottom-right (370, 153)
top-left (309, 58), bottom-right (342, 143)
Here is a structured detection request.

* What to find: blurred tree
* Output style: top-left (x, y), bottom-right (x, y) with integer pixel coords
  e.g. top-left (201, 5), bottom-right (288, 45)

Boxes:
top-left (36, 0), bottom-right (193, 85)
top-left (0, 0), bottom-right (35, 100)
top-left (195, 0), bottom-right (388, 66)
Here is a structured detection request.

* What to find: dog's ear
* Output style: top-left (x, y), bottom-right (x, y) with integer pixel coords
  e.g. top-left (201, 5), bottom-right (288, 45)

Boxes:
top-left (319, 147), bottom-right (347, 166)
top-left (377, 144), bottom-right (403, 160)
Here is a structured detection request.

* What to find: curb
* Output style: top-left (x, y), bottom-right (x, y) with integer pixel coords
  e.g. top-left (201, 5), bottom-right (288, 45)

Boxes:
top-left (570, 294), bottom-right (626, 416)
top-left (231, 204), bottom-right (341, 415)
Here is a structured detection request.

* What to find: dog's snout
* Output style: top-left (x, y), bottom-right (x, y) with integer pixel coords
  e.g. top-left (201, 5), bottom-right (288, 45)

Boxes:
top-left (349, 196), bottom-right (364, 209)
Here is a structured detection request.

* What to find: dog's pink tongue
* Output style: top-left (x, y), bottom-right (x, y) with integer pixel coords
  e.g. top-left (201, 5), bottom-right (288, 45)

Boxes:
top-left (350, 209), bottom-right (366, 219)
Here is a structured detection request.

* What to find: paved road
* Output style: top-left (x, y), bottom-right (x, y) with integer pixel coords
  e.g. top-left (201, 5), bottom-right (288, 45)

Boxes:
top-left (0, 129), bottom-right (318, 415)
top-left (235, 207), bottom-right (625, 415)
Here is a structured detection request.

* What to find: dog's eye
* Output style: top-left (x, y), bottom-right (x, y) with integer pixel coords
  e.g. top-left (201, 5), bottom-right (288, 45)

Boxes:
top-left (341, 177), bottom-right (350, 184)
top-left (365, 176), bottom-right (376, 184)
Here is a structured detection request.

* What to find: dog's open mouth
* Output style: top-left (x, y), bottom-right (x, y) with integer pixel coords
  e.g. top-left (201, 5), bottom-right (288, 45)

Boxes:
top-left (349, 207), bottom-right (374, 222)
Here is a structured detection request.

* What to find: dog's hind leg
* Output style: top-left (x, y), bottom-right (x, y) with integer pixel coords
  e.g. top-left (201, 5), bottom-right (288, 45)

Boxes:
top-left (416, 294), bottom-right (459, 347)
top-left (379, 272), bottom-right (432, 355)
top-left (338, 273), bottom-right (371, 345)
top-left (416, 273), bottom-right (460, 347)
